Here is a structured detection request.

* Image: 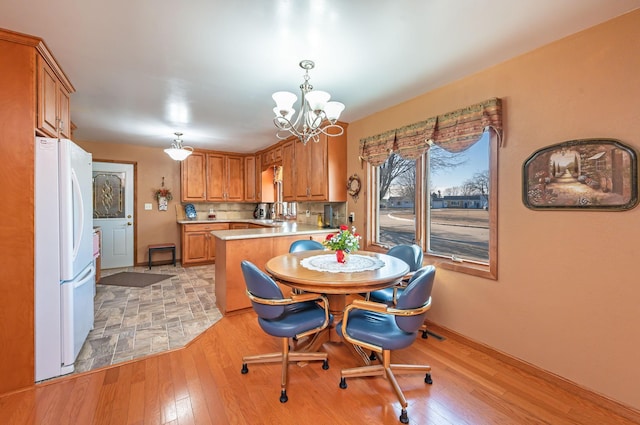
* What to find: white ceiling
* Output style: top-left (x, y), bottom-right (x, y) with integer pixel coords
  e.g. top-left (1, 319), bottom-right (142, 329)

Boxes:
top-left (2, 1), bottom-right (639, 153)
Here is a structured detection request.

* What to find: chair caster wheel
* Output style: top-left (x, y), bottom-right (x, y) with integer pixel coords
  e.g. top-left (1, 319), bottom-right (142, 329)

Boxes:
top-left (425, 372), bottom-right (433, 384)
top-left (399, 409), bottom-right (409, 423)
top-left (421, 330), bottom-right (428, 339)
top-left (339, 377), bottom-right (347, 389)
top-left (322, 359), bottom-right (329, 370)
top-left (241, 364), bottom-right (248, 374)
top-left (279, 390), bottom-right (288, 403)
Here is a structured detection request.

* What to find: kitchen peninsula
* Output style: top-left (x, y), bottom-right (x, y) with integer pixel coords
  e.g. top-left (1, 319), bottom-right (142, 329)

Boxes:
top-left (208, 221), bottom-right (334, 314)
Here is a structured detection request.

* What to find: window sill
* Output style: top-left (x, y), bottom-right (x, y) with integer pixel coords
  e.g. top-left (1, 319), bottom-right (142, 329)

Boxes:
top-left (426, 255), bottom-right (497, 280)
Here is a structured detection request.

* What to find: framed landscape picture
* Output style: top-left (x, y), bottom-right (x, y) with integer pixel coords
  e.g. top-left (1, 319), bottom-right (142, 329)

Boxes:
top-left (523, 138), bottom-right (638, 210)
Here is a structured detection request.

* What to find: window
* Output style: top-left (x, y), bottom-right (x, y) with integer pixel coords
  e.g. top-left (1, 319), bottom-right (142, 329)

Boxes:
top-left (369, 131), bottom-right (497, 279)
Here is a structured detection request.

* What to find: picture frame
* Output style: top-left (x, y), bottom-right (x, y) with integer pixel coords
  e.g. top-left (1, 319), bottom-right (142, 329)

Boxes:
top-left (523, 138), bottom-right (638, 210)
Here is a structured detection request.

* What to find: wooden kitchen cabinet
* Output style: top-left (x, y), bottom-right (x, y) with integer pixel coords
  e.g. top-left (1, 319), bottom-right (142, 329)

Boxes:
top-left (262, 145), bottom-right (282, 169)
top-left (181, 151), bottom-right (245, 202)
top-left (181, 223), bottom-right (229, 266)
top-left (286, 124), bottom-right (348, 202)
top-left (0, 29), bottom-right (76, 393)
top-left (244, 154), bottom-right (261, 202)
top-left (206, 153), bottom-right (244, 202)
top-left (281, 140), bottom-right (296, 201)
top-left (294, 137), bottom-right (330, 200)
top-left (180, 151), bottom-right (207, 202)
top-left (37, 52), bottom-right (72, 138)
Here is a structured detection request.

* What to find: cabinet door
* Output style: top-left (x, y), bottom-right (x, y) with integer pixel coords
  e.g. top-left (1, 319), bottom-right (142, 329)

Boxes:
top-left (308, 135), bottom-right (328, 200)
top-left (181, 152), bottom-right (207, 201)
top-left (294, 139), bottom-right (310, 199)
top-left (37, 57), bottom-right (59, 137)
top-left (281, 141), bottom-right (295, 201)
top-left (207, 232), bottom-right (217, 261)
top-left (58, 86), bottom-right (71, 139)
top-left (244, 155), bottom-right (256, 201)
top-left (183, 232), bottom-right (209, 264)
top-left (226, 154), bottom-right (244, 201)
top-left (206, 153), bottom-right (226, 201)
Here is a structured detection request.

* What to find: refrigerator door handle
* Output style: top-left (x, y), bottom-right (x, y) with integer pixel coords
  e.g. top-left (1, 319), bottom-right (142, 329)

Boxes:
top-left (73, 264), bottom-right (94, 288)
top-left (71, 168), bottom-right (85, 260)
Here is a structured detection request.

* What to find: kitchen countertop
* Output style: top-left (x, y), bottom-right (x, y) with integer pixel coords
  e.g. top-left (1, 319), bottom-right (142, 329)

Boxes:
top-left (212, 222), bottom-right (336, 241)
top-left (177, 218), bottom-right (287, 226)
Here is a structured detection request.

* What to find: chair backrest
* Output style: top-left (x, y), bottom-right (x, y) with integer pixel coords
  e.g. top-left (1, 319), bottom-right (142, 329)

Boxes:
top-left (387, 244), bottom-right (423, 272)
top-left (395, 265), bottom-right (436, 332)
top-left (241, 260), bottom-right (285, 319)
top-left (289, 239), bottom-right (324, 253)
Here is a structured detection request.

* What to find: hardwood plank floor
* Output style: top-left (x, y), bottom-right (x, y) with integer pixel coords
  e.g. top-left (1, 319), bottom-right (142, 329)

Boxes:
top-left (2, 311), bottom-right (638, 425)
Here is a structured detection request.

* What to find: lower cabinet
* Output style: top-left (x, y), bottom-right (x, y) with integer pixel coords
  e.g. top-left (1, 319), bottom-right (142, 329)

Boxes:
top-left (181, 223), bottom-right (229, 266)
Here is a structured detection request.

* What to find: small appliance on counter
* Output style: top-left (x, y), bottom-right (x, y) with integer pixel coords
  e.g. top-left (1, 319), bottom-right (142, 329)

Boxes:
top-left (254, 203), bottom-right (268, 219)
top-left (324, 204), bottom-right (334, 228)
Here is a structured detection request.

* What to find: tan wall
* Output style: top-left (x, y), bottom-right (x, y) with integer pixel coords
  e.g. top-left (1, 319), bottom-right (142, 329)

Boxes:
top-left (346, 10), bottom-right (640, 410)
top-left (77, 140), bottom-right (182, 266)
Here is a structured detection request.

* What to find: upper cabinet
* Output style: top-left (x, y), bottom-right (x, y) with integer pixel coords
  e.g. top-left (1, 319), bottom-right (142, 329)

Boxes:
top-left (206, 153), bottom-right (244, 202)
top-left (179, 124), bottom-right (347, 204)
top-left (284, 124), bottom-right (348, 202)
top-left (281, 140), bottom-right (296, 201)
top-left (244, 155), bottom-right (261, 202)
top-left (181, 151), bottom-right (207, 201)
top-left (262, 145), bottom-right (282, 169)
top-left (180, 151), bottom-right (245, 202)
top-left (37, 54), bottom-right (72, 139)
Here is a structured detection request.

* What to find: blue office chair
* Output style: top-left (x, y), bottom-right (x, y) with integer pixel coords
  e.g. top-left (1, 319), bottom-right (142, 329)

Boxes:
top-left (338, 265), bottom-right (436, 424)
top-left (240, 260), bottom-right (330, 403)
top-left (289, 239), bottom-right (324, 253)
top-left (288, 239), bottom-right (324, 295)
top-left (368, 244), bottom-right (430, 338)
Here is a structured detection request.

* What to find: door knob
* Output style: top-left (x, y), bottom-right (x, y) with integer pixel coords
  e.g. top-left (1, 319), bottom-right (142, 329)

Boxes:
top-left (127, 222), bottom-right (132, 226)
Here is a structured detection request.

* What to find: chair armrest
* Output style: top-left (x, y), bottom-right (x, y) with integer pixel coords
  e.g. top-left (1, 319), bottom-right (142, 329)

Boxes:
top-left (340, 297), bottom-right (432, 352)
top-left (349, 298), bottom-right (389, 313)
top-left (291, 292), bottom-right (327, 303)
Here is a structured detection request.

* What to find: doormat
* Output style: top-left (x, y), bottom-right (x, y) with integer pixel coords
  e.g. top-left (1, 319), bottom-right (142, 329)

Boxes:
top-left (98, 272), bottom-right (174, 288)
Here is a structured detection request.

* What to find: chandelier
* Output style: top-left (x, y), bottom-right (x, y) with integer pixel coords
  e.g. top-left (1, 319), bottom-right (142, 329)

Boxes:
top-left (164, 132), bottom-right (193, 161)
top-left (272, 60), bottom-right (345, 145)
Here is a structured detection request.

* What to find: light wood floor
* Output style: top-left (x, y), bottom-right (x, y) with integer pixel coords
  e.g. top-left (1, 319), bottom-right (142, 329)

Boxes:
top-left (1, 311), bottom-right (638, 425)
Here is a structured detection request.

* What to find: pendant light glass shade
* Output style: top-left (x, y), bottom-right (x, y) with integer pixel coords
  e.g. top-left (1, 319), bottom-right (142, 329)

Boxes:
top-left (164, 132), bottom-right (193, 161)
top-left (272, 60), bottom-right (345, 145)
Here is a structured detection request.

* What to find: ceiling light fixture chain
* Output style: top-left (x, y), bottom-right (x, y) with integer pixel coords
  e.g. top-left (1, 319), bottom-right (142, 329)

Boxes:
top-left (164, 131), bottom-right (194, 161)
top-left (272, 60), bottom-right (345, 145)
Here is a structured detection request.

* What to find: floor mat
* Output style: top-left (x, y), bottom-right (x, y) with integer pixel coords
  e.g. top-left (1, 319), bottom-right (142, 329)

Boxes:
top-left (97, 271), bottom-right (174, 287)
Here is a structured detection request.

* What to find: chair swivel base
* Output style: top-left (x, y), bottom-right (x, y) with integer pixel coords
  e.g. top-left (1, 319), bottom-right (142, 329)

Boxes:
top-left (339, 349), bottom-right (432, 424)
top-left (241, 347), bottom-right (329, 403)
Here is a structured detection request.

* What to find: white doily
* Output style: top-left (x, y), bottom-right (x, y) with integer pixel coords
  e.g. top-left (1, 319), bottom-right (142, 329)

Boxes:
top-left (300, 254), bottom-right (385, 273)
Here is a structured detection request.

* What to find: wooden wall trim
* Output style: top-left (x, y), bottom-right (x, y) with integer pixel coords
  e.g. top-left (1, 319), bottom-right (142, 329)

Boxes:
top-left (425, 321), bottom-right (640, 424)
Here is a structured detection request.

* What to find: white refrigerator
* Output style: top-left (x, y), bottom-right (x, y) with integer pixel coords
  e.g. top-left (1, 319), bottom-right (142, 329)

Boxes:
top-left (35, 137), bottom-right (95, 381)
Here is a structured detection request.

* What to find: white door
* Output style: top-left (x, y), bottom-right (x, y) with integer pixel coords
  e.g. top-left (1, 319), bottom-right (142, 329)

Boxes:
top-left (93, 162), bottom-right (134, 268)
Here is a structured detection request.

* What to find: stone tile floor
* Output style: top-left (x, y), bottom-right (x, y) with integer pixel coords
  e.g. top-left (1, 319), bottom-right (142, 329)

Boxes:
top-left (74, 263), bottom-right (221, 373)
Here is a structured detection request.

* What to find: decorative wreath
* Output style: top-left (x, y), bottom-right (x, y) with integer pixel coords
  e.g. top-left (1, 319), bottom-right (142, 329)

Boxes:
top-left (347, 174), bottom-right (362, 199)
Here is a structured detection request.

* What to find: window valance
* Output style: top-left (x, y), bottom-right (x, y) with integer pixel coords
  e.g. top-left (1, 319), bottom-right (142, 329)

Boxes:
top-left (359, 97), bottom-right (502, 164)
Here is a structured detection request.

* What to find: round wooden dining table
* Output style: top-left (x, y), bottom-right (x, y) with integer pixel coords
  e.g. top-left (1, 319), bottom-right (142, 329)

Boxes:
top-left (265, 250), bottom-right (410, 348)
